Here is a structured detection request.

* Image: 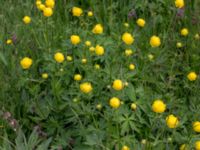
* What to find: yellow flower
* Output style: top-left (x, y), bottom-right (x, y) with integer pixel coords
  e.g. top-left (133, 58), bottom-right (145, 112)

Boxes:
top-left (125, 49), bottom-right (133, 56)
top-left (112, 79), bottom-right (124, 91)
top-left (195, 34), bottom-right (200, 40)
top-left (70, 35), bottom-right (81, 45)
top-left (195, 141), bottom-right (200, 150)
top-left (124, 23), bottom-right (129, 27)
top-left (80, 82), bottom-right (92, 93)
top-left (45, 0), bottom-right (55, 8)
top-left (136, 18), bottom-right (146, 27)
top-left (43, 7), bottom-right (53, 17)
top-left (95, 64), bottom-right (100, 69)
top-left (122, 32), bottom-right (134, 45)
top-left (121, 145), bottom-right (130, 150)
top-left (131, 103), bottom-right (137, 111)
top-left (42, 73), bottom-right (48, 79)
top-left (179, 144), bottom-right (188, 150)
top-left (187, 72), bottom-right (197, 81)
top-left (152, 100), bottom-right (166, 113)
top-left (95, 45), bottom-right (104, 56)
top-left (54, 52), bottom-right (65, 63)
top-left (6, 39), bottom-right (12, 45)
top-left (148, 54), bottom-right (154, 61)
top-left (181, 28), bottom-right (189, 36)
top-left (150, 35), bottom-right (161, 47)
top-left (74, 74), bottom-right (82, 81)
top-left (66, 55), bottom-right (73, 61)
top-left (92, 24), bottom-right (103, 34)
top-left (85, 41), bottom-right (91, 46)
top-left (20, 57), bottom-right (33, 69)
top-left (96, 104), bottom-right (102, 110)
top-left (176, 42), bottom-right (183, 48)
top-left (89, 47), bottom-right (94, 52)
top-left (129, 64), bottom-right (135, 70)
top-left (109, 97), bottom-right (121, 109)
top-left (175, 0), bottom-right (184, 8)
top-left (38, 4), bottom-right (45, 11)
top-left (72, 7), bottom-right (83, 17)
top-left (82, 58), bottom-right (87, 64)
top-left (36, 1), bottom-right (42, 6)
top-left (166, 114), bottom-right (179, 128)
top-left (88, 11), bottom-right (93, 17)
top-left (23, 16), bottom-right (31, 24)
top-left (193, 121), bottom-right (200, 133)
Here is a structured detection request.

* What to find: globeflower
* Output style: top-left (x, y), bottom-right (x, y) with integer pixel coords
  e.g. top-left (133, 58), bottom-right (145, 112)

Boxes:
top-left (23, 16), bottom-right (31, 24)
top-left (54, 52), bottom-right (65, 63)
top-left (136, 18), bottom-right (146, 27)
top-left (152, 100), bottom-right (166, 113)
top-left (43, 7), bottom-right (53, 17)
top-left (187, 72), bottom-right (197, 81)
top-left (150, 35), bottom-right (161, 47)
top-left (109, 97), bottom-right (121, 109)
top-left (112, 79), bottom-right (124, 91)
top-left (175, 0), bottom-right (184, 8)
top-left (181, 28), bottom-right (189, 36)
top-left (122, 32), bottom-right (134, 45)
top-left (72, 7), bottom-right (83, 17)
top-left (92, 24), bottom-right (103, 34)
top-left (193, 121), bottom-right (200, 133)
top-left (20, 57), bottom-right (33, 69)
top-left (80, 82), bottom-right (92, 93)
top-left (95, 45), bottom-right (104, 56)
top-left (45, 0), bottom-right (55, 8)
top-left (70, 35), bottom-right (81, 45)
top-left (166, 114), bottom-right (179, 128)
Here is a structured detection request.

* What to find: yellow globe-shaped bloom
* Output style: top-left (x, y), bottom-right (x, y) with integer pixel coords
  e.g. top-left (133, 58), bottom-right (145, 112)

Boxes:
top-left (66, 55), bottom-right (73, 61)
top-left (45, 0), bottom-right (55, 8)
top-left (20, 57), bottom-right (33, 69)
top-left (187, 72), bottom-right (197, 81)
top-left (54, 52), bottom-right (65, 63)
top-left (152, 100), bottom-right (166, 113)
top-left (92, 24), bottom-right (103, 34)
top-left (70, 35), bottom-right (81, 45)
top-left (95, 45), bottom-right (104, 56)
top-left (129, 64), bottom-right (135, 70)
top-left (181, 28), bottom-right (189, 36)
top-left (121, 145), bottom-right (130, 150)
top-left (195, 141), bottom-right (200, 150)
top-left (6, 39), bottom-right (12, 45)
top-left (112, 79), bottom-right (124, 91)
top-left (193, 121), bottom-right (200, 133)
top-left (82, 58), bottom-right (87, 64)
top-left (109, 97), bottom-right (121, 109)
top-left (136, 18), bottom-right (146, 27)
top-left (195, 34), bottom-right (200, 40)
top-left (85, 41), bottom-right (91, 46)
top-left (74, 74), bottom-right (82, 81)
top-left (80, 82), bottom-right (92, 93)
top-left (166, 114), bottom-right (179, 128)
top-left (179, 144), bottom-right (188, 150)
top-left (88, 11), bottom-right (93, 17)
top-left (72, 7), bottom-right (83, 17)
top-left (43, 7), bottom-right (53, 17)
top-left (122, 32), bottom-right (134, 45)
top-left (131, 103), bottom-right (137, 111)
top-left (23, 16), bottom-right (31, 24)
top-left (42, 73), bottom-right (48, 79)
top-left (150, 35), bottom-right (161, 47)
top-left (95, 64), bottom-right (100, 69)
top-left (36, 1), bottom-right (42, 6)
top-left (175, 0), bottom-right (184, 8)
top-left (38, 4), bottom-right (46, 11)
top-left (125, 49), bottom-right (133, 56)
top-left (176, 42), bottom-right (183, 48)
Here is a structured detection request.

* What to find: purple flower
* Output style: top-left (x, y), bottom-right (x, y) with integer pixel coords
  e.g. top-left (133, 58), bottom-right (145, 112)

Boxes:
top-left (176, 8), bottom-right (184, 18)
top-left (128, 9), bottom-right (137, 19)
